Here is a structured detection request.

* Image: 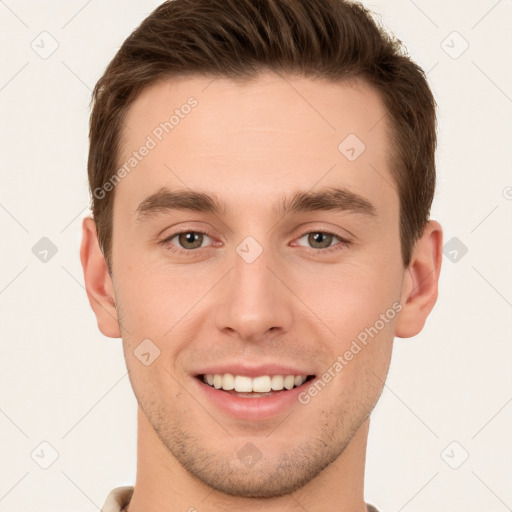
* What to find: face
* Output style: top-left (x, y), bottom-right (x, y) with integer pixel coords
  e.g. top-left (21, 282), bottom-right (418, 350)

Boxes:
top-left (109, 72), bottom-right (405, 497)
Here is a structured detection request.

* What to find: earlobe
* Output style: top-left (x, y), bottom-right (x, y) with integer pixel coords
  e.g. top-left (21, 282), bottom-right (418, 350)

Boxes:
top-left (80, 216), bottom-right (121, 338)
top-left (395, 220), bottom-right (443, 338)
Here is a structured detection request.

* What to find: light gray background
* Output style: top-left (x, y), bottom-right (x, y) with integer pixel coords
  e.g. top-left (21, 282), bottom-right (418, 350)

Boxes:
top-left (1, 1), bottom-right (511, 511)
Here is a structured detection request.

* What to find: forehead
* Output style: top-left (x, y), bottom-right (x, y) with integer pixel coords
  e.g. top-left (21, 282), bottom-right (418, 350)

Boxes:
top-left (115, 72), bottom-right (397, 221)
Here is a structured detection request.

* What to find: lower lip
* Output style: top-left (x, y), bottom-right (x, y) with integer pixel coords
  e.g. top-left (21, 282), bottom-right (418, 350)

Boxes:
top-left (193, 376), bottom-right (315, 421)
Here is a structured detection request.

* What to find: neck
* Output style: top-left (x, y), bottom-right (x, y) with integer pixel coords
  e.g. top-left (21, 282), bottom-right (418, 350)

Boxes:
top-left (127, 406), bottom-right (370, 512)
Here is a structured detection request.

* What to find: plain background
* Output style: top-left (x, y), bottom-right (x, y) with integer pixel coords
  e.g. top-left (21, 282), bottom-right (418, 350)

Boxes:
top-left (1, 1), bottom-right (511, 511)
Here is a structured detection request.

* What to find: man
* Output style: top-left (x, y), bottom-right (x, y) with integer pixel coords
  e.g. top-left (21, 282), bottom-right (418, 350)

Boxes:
top-left (80, 0), bottom-right (442, 510)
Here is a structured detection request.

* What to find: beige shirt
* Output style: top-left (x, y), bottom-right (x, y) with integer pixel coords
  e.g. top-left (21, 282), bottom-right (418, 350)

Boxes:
top-left (101, 486), bottom-right (381, 511)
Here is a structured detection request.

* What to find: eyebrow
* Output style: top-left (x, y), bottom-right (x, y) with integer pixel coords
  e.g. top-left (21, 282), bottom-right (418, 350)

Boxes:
top-left (135, 186), bottom-right (377, 220)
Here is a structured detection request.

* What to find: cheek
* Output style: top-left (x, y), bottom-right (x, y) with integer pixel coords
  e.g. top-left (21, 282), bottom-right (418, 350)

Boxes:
top-left (300, 260), bottom-right (402, 337)
top-left (114, 260), bottom-right (204, 338)
top-left (114, 264), bottom-right (211, 390)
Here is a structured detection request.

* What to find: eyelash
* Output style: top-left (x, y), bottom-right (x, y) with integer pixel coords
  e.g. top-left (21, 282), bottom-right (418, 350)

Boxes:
top-left (159, 227), bottom-right (352, 256)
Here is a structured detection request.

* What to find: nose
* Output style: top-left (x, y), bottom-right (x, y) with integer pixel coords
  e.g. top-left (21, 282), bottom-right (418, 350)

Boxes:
top-left (214, 245), bottom-right (294, 343)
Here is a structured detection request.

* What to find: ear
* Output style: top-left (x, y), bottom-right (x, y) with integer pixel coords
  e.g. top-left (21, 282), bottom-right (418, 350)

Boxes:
top-left (395, 220), bottom-right (443, 338)
top-left (80, 216), bottom-right (121, 338)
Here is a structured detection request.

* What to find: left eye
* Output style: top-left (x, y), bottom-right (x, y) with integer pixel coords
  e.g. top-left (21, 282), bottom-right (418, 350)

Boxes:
top-left (295, 231), bottom-right (345, 250)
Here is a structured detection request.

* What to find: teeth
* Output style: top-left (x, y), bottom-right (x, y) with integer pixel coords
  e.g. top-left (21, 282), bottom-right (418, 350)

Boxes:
top-left (234, 375), bottom-right (252, 392)
top-left (202, 373), bottom-right (310, 392)
top-left (284, 375), bottom-right (295, 390)
top-left (222, 373), bottom-right (235, 390)
top-left (252, 376), bottom-right (271, 393)
top-left (213, 374), bottom-right (223, 389)
top-left (271, 375), bottom-right (284, 390)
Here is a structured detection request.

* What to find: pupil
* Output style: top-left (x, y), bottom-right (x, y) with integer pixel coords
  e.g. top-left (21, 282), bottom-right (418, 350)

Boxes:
top-left (310, 232), bottom-right (331, 248)
top-left (180, 232), bottom-right (202, 249)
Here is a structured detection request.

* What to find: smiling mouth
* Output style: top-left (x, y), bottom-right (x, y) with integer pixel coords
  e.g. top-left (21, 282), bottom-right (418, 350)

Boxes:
top-left (197, 373), bottom-right (316, 397)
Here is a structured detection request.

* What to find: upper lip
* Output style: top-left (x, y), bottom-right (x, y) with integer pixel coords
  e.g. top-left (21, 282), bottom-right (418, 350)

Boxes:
top-left (194, 363), bottom-right (316, 378)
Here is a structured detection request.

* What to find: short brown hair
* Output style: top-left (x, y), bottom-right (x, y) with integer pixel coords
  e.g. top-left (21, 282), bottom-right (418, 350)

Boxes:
top-left (88, 0), bottom-right (437, 271)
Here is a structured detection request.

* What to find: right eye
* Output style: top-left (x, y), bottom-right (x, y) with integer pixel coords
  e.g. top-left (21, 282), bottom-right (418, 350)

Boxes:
top-left (161, 230), bottom-right (215, 253)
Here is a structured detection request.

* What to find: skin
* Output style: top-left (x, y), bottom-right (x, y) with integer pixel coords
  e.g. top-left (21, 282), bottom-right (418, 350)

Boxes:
top-left (80, 72), bottom-right (442, 511)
